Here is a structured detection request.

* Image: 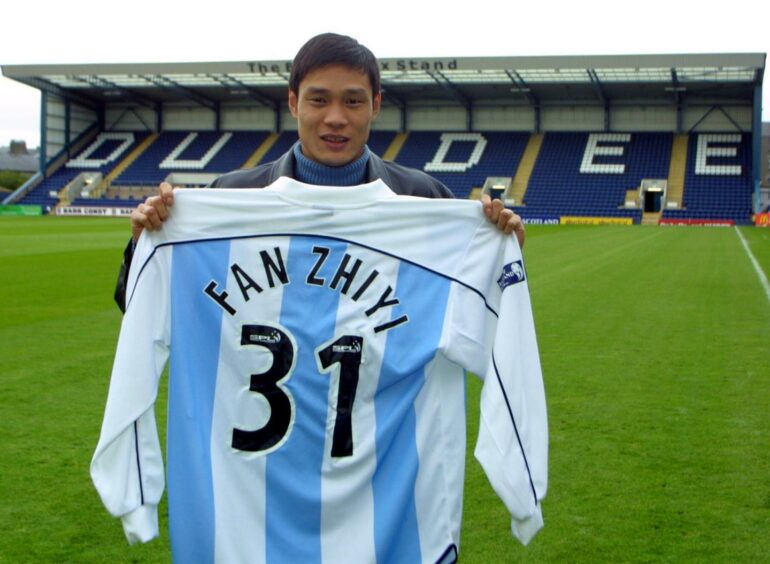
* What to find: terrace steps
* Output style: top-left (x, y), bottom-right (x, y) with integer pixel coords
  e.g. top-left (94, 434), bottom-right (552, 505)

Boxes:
top-left (242, 133), bottom-right (280, 169)
top-left (509, 133), bottom-right (544, 205)
top-left (383, 132), bottom-right (409, 161)
top-left (666, 134), bottom-right (688, 208)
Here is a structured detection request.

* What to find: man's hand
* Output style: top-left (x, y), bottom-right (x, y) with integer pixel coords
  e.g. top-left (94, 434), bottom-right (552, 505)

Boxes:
top-left (481, 193), bottom-right (526, 249)
top-left (131, 182), bottom-right (175, 241)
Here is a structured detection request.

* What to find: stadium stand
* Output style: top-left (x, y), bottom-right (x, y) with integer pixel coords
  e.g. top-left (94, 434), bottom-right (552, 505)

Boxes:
top-left (115, 131), bottom-right (269, 186)
top-left (513, 132), bottom-right (673, 222)
top-left (394, 132), bottom-right (529, 200)
top-left (661, 133), bottom-right (753, 224)
top-left (3, 53), bottom-right (762, 223)
top-left (21, 168), bottom-right (82, 208)
top-left (19, 132), bottom-right (153, 209)
top-left (12, 128), bottom-right (757, 224)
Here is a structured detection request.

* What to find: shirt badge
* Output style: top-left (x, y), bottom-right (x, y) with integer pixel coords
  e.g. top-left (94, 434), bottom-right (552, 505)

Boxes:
top-left (497, 260), bottom-right (526, 290)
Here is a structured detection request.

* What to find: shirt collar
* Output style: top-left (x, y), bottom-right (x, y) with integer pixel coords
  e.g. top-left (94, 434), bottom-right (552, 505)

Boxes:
top-left (264, 176), bottom-right (397, 208)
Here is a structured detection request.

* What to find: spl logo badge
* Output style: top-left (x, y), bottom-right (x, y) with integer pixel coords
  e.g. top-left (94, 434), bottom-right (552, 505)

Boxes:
top-left (497, 260), bottom-right (526, 290)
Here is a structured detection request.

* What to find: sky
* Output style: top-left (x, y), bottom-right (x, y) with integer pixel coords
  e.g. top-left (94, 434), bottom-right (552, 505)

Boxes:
top-left (1, 0), bottom-right (768, 148)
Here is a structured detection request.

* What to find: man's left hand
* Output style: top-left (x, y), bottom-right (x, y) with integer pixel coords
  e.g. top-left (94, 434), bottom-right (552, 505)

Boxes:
top-left (481, 194), bottom-right (525, 249)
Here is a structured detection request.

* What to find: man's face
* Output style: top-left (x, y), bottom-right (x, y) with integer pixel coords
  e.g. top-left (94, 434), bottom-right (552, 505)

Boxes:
top-left (288, 64), bottom-right (381, 167)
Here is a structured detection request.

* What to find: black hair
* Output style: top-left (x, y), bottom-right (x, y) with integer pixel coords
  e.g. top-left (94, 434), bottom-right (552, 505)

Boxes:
top-left (289, 33), bottom-right (381, 96)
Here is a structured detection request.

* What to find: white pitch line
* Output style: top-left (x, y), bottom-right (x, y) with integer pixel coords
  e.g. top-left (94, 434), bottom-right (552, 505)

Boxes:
top-left (734, 226), bottom-right (770, 305)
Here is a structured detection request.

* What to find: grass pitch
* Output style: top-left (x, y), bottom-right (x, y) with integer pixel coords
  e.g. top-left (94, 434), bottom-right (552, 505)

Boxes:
top-left (1, 217), bottom-right (769, 562)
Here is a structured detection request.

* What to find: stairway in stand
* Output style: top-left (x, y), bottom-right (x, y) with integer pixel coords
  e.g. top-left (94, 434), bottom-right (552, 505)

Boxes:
top-left (666, 134), bottom-right (688, 208)
top-left (509, 133), bottom-right (544, 205)
top-left (642, 211), bottom-right (661, 225)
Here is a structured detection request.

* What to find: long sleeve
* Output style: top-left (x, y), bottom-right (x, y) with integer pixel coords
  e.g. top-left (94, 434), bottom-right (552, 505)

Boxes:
top-left (443, 225), bottom-right (548, 546)
top-left (474, 265), bottom-right (548, 545)
top-left (91, 238), bottom-right (171, 544)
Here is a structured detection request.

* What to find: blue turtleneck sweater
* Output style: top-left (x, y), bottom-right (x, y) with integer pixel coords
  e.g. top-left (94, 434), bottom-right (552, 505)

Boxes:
top-left (292, 142), bottom-right (370, 186)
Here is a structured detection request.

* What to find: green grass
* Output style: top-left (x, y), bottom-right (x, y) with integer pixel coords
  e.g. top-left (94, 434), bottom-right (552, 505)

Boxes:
top-left (1, 218), bottom-right (769, 562)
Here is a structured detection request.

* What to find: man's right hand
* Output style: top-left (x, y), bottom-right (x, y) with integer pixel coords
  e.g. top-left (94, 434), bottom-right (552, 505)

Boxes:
top-left (131, 182), bottom-right (175, 241)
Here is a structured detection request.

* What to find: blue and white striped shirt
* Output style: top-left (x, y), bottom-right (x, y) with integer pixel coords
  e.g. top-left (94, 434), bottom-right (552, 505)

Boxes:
top-left (91, 178), bottom-right (548, 563)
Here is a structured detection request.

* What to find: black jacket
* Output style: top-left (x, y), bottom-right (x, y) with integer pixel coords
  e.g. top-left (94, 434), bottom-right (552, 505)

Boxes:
top-left (114, 149), bottom-right (454, 311)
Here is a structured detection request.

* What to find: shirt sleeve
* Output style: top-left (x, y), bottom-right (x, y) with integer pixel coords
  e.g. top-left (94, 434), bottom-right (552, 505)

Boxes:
top-left (113, 238), bottom-right (136, 313)
top-left (91, 236), bottom-right (171, 544)
top-left (443, 227), bottom-right (548, 545)
top-left (475, 262), bottom-right (548, 545)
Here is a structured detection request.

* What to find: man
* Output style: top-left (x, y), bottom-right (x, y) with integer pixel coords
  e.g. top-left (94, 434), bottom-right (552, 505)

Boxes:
top-left (115, 32), bottom-right (525, 311)
top-left (95, 33), bottom-right (546, 561)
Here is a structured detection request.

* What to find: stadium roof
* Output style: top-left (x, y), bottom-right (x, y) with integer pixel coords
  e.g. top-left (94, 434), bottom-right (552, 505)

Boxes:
top-left (2, 52), bottom-right (765, 111)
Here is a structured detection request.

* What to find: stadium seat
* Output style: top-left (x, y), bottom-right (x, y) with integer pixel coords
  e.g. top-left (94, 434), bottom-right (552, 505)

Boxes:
top-left (15, 129), bottom-right (754, 224)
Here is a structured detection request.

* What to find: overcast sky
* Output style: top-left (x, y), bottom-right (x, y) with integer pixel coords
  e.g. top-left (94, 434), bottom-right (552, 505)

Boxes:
top-left (1, 0), bottom-right (767, 148)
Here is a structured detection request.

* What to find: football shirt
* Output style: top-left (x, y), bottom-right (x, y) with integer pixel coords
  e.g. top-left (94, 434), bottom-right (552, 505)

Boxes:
top-left (91, 178), bottom-right (548, 563)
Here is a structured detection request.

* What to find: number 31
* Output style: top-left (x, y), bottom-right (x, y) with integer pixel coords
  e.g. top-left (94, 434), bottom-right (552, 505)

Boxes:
top-left (232, 324), bottom-right (363, 458)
